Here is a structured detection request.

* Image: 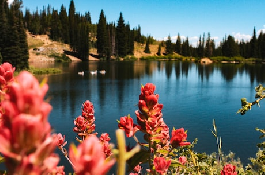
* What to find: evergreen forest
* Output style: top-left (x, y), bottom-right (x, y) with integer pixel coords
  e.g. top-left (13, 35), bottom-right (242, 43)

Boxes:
top-left (1, 0), bottom-right (265, 70)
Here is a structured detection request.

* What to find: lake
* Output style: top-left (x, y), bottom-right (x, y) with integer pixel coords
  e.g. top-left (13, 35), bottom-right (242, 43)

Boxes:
top-left (34, 60), bottom-right (265, 173)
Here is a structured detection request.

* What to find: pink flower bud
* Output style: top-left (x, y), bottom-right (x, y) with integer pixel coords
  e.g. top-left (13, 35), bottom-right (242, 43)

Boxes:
top-left (153, 157), bottom-right (171, 175)
top-left (179, 156), bottom-right (187, 165)
top-left (170, 128), bottom-right (190, 148)
top-left (69, 135), bottom-right (115, 175)
top-left (221, 164), bottom-right (237, 175)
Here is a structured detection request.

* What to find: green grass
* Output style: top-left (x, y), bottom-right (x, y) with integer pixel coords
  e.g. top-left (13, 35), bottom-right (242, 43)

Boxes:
top-left (28, 37), bottom-right (44, 49)
top-left (25, 66), bottom-right (62, 75)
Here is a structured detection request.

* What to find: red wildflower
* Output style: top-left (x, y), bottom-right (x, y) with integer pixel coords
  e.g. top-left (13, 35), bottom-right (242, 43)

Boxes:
top-left (153, 157), bottom-right (171, 175)
top-left (139, 83), bottom-right (156, 100)
top-left (221, 164), bottom-right (237, 175)
top-left (81, 100), bottom-right (94, 120)
top-left (179, 156), bottom-right (187, 165)
top-left (170, 128), bottom-right (191, 148)
top-left (118, 115), bottom-right (140, 137)
top-left (56, 133), bottom-right (67, 147)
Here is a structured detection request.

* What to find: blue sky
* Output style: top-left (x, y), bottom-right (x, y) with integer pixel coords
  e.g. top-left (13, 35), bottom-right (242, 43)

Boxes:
top-left (9, 0), bottom-right (265, 46)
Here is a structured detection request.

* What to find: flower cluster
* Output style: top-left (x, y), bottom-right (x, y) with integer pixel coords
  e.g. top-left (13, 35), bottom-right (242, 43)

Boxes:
top-left (0, 62), bottom-right (15, 91)
top-left (73, 100), bottom-right (96, 141)
top-left (0, 70), bottom-right (60, 174)
top-left (0, 62), bottom-right (242, 174)
top-left (221, 164), bottom-right (237, 175)
top-left (118, 83), bottom-right (192, 174)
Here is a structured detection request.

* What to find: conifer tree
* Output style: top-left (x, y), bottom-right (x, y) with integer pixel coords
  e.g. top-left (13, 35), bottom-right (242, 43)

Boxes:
top-left (165, 35), bottom-right (173, 55)
top-left (97, 9), bottom-right (107, 58)
top-left (3, 0), bottom-right (21, 66)
top-left (2, 0), bottom-right (28, 69)
top-left (31, 8), bottom-right (40, 34)
top-left (258, 32), bottom-right (265, 59)
top-left (126, 24), bottom-right (134, 55)
top-left (175, 33), bottom-right (181, 54)
top-left (0, 0), bottom-right (8, 62)
top-left (18, 8), bottom-right (29, 69)
top-left (222, 35), bottom-right (239, 57)
top-left (107, 23), bottom-right (116, 58)
top-left (197, 35), bottom-right (203, 58)
top-left (85, 11), bottom-right (91, 23)
top-left (156, 43), bottom-right (161, 56)
top-left (39, 7), bottom-right (48, 34)
top-left (250, 27), bottom-right (258, 58)
top-left (134, 25), bottom-right (141, 43)
top-left (69, 0), bottom-right (76, 51)
top-left (76, 18), bottom-right (89, 60)
top-left (24, 8), bottom-right (31, 29)
top-left (182, 37), bottom-right (190, 56)
top-left (144, 36), bottom-right (151, 53)
top-left (205, 32), bottom-right (214, 58)
top-left (50, 9), bottom-right (61, 41)
top-left (116, 12), bottom-right (127, 57)
top-left (59, 5), bottom-right (69, 43)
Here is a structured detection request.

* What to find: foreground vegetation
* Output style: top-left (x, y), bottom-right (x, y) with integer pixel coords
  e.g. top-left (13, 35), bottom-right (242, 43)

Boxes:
top-left (0, 62), bottom-right (264, 174)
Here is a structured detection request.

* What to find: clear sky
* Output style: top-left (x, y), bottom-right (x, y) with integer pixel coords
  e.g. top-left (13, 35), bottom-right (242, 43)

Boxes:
top-left (9, 0), bottom-right (265, 46)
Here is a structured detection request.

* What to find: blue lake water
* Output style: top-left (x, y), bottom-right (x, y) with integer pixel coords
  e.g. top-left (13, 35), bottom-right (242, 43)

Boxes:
top-left (34, 60), bottom-right (265, 173)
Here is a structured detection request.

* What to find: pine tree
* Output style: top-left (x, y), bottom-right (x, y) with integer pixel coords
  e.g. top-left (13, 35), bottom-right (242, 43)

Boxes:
top-left (144, 36), bottom-right (151, 53)
top-left (175, 33), bottom-right (181, 54)
top-left (76, 18), bottom-right (89, 60)
top-left (250, 27), bottom-right (258, 58)
top-left (197, 35), bottom-right (203, 58)
top-left (97, 9), bottom-right (107, 58)
top-left (18, 8), bottom-right (29, 69)
top-left (107, 23), bottom-right (116, 58)
top-left (165, 35), bottom-right (173, 55)
top-left (2, 0), bottom-right (28, 69)
top-left (50, 9), bottom-right (61, 41)
top-left (126, 24), bottom-right (134, 55)
top-left (3, 0), bottom-right (21, 66)
top-left (31, 8), bottom-right (40, 34)
top-left (24, 8), bottom-right (31, 29)
top-left (205, 32), bottom-right (213, 58)
top-left (39, 7), bottom-right (48, 34)
top-left (222, 35), bottom-right (239, 57)
top-left (182, 37), bottom-right (189, 56)
top-left (69, 0), bottom-right (76, 51)
top-left (0, 0), bottom-right (8, 61)
top-left (156, 43), bottom-right (161, 56)
top-left (116, 12), bottom-right (127, 57)
top-left (258, 32), bottom-right (265, 60)
top-left (85, 11), bottom-right (91, 23)
top-left (59, 5), bottom-right (69, 43)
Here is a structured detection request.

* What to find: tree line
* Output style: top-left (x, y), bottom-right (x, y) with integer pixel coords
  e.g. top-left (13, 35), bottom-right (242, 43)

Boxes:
top-left (1, 0), bottom-right (265, 69)
top-left (23, 1), bottom-right (145, 60)
top-left (162, 28), bottom-right (265, 60)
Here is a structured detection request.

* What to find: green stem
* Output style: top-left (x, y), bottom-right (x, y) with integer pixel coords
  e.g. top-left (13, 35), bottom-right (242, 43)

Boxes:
top-left (116, 129), bottom-right (126, 175)
top-left (148, 134), bottom-right (152, 171)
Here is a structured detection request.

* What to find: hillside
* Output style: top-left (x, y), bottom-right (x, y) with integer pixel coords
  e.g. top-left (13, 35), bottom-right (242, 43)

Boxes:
top-left (27, 33), bottom-right (165, 62)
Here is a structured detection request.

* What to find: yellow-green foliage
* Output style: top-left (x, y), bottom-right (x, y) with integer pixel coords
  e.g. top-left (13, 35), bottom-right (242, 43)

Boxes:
top-left (27, 66), bottom-right (62, 75)
top-left (28, 37), bottom-right (44, 50)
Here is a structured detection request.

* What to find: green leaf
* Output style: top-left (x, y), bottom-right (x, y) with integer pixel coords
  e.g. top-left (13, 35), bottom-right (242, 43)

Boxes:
top-left (213, 119), bottom-right (217, 133)
top-left (198, 162), bottom-right (209, 167)
top-left (126, 148), bottom-right (150, 172)
top-left (211, 130), bottom-right (217, 138)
